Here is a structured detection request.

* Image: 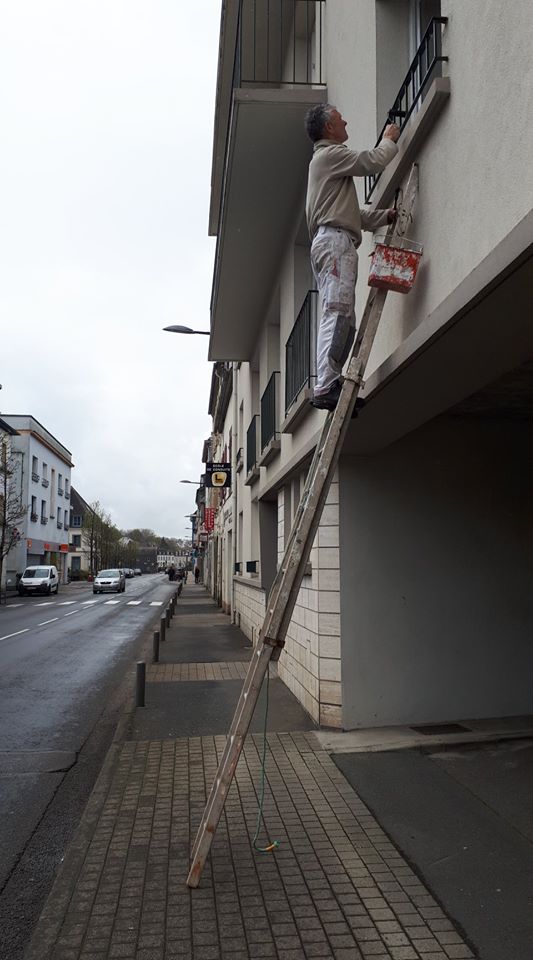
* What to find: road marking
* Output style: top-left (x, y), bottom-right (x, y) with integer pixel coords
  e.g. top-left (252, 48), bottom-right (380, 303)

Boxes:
top-left (81, 600), bottom-right (99, 605)
top-left (127, 600), bottom-right (142, 605)
top-left (150, 601), bottom-right (163, 606)
top-left (0, 628), bottom-right (29, 641)
top-left (36, 601), bottom-right (56, 606)
top-left (104, 600), bottom-right (121, 605)
top-left (38, 618), bottom-right (59, 626)
top-left (58, 601), bottom-right (76, 606)
top-left (64, 611), bottom-right (79, 617)
top-left (7, 603), bottom-right (23, 608)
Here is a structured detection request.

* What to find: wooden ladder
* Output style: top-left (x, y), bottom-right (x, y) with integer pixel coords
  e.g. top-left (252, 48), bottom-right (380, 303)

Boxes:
top-left (187, 164), bottom-right (419, 888)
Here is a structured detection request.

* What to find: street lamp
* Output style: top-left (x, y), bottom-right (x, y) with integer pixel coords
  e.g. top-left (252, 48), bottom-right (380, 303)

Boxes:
top-left (179, 479), bottom-right (197, 484)
top-left (163, 325), bottom-right (210, 335)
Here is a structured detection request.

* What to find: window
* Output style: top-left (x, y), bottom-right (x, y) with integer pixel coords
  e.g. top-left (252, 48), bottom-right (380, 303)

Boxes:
top-left (72, 534), bottom-right (81, 547)
top-left (72, 515), bottom-right (82, 527)
top-left (71, 556), bottom-right (81, 571)
top-left (64, 478), bottom-right (70, 497)
top-left (32, 456), bottom-right (39, 481)
top-left (64, 509), bottom-right (69, 529)
top-left (31, 496), bottom-right (38, 521)
top-left (58, 473), bottom-right (63, 495)
top-left (41, 499), bottom-right (47, 522)
top-left (42, 463), bottom-right (49, 487)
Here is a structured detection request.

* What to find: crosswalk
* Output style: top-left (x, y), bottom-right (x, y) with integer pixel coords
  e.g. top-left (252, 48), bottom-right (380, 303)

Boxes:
top-left (7, 598), bottom-right (165, 610)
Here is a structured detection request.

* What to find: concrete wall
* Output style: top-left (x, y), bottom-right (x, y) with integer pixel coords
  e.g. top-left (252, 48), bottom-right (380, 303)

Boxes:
top-left (339, 415), bottom-right (533, 728)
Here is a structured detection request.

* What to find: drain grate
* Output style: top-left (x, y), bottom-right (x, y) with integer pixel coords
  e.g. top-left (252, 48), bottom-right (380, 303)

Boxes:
top-left (411, 723), bottom-right (470, 736)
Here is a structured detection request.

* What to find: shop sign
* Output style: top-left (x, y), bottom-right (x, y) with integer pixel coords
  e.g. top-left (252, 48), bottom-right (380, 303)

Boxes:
top-left (205, 462), bottom-right (231, 488)
top-left (204, 508), bottom-right (215, 531)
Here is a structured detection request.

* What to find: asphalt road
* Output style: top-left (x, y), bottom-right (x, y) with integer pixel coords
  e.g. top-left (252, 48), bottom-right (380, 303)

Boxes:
top-left (0, 572), bottom-right (177, 960)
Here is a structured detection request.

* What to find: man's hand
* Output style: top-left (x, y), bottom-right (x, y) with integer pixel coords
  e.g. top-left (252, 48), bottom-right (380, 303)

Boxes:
top-left (383, 123), bottom-right (400, 142)
top-left (387, 208), bottom-right (398, 224)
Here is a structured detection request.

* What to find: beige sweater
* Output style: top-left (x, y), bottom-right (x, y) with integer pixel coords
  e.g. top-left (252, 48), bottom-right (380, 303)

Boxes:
top-left (306, 137), bottom-right (399, 244)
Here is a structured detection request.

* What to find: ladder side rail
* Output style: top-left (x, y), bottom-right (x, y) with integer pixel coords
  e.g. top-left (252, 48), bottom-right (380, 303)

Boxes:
top-left (187, 642), bottom-right (274, 886)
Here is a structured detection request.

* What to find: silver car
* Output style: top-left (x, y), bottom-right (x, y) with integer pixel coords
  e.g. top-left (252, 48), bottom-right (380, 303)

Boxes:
top-left (93, 569), bottom-right (126, 594)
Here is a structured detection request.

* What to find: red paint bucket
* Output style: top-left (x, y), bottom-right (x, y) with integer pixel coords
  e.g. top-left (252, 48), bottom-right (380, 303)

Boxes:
top-left (368, 237), bottom-right (423, 294)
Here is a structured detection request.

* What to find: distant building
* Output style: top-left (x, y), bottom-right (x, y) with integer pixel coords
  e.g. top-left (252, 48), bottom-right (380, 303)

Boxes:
top-left (0, 416), bottom-right (21, 595)
top-left (157, 551), bottom-right (188, 571)
top-left (68, 488), bottom-right (93, 578)
top-left (2, 415), bottom-right (73, 585)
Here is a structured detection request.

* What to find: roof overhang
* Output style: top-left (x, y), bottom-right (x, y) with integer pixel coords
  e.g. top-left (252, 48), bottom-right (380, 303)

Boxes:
top-left (209, 86), bottom-right (326, 361)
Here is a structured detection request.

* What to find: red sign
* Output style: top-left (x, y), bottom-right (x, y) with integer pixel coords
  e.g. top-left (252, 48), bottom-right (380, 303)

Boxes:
top-left (204, 508), bottom-right (215, 531)
top-left (59, 544), bottom-right (69, 552)
top-left (27, 539), bottom-right (32, 548)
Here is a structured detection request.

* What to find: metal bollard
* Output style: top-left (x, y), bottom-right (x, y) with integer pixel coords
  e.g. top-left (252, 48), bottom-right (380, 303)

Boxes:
top-left (153, 630), bottom-right (160, 663)
top-left (166, 605), bottom-right (171, 628)
top-left (136, 661), bottom-right (145, 707)
top-left (160, 614), bottom-right (166, 642)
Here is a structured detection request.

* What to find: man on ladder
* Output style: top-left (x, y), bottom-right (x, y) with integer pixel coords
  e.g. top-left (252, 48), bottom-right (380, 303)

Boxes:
top-left (305, 104), bottom-right (400, 410)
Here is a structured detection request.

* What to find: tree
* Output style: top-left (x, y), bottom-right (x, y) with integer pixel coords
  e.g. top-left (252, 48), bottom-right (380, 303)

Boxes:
top-left (0, 438), bottom-right (27, 603)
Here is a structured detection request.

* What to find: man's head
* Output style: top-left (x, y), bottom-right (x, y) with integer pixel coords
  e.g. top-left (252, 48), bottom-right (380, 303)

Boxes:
top-left (304, 104), bottom-right (348, 144)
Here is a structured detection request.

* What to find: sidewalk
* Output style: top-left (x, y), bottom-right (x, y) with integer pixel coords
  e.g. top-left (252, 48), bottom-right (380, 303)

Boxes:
top-left (26, 584), bottom-right (475, 960)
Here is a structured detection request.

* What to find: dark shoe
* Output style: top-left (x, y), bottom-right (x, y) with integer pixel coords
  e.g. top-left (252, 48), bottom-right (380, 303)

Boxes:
top-left (311, 380), bottom-right (343, 410)
top-left (311, 382), bottom-right (366, 415)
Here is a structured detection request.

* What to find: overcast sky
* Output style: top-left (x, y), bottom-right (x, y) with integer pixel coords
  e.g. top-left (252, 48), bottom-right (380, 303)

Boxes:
top-left (0, 1), bottom-right (221, 540)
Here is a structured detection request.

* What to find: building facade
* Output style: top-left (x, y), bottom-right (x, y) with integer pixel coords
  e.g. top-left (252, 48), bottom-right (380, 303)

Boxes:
top-left (206, 1), bottom-right (533, 728)
top-left (68, 488), bottom-right (93, 578)
top-left (2, 415), bottom-right (73, 585)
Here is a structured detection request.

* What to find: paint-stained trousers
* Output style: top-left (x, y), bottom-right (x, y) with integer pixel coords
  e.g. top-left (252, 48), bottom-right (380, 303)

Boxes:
top-left (310, 225), bottom-right (358, 396)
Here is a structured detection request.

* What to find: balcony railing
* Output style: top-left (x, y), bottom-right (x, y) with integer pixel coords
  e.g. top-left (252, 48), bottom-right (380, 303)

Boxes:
top-left (58, 487), bottom-right (64, 496)
top-left (57, 520), bottom-right (63, 529)
top-left (236, 0), bottom-right (325, 88)
top-left (42, 478), bottom-right (49, 488)
top-left (261, 372), bottom-right (280, 451)
top-left (285, 290), bottom-right (318, 414)
top-left (365, 17), bottom-right (448, 202)
top-left (32, 472), bottom-right (39, 482)
top-left (64, 491), bottom-right (70, 499)
top-left (40, 516), bottom-right (48, 524)
top-left (30, 512), bottom-right (38, 522)
top-left (246, 415), bottom-right (259, 473)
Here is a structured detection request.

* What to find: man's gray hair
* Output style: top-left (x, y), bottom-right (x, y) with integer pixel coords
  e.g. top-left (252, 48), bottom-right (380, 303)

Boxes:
top-left (304, 103), bottom-right (335, 143)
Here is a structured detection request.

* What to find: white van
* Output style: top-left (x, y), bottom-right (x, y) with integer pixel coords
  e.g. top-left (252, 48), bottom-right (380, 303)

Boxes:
top-left (18, 565), bottom-right (59, 596)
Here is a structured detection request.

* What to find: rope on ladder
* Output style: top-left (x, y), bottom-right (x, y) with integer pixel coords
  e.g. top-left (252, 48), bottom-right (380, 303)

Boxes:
top-left (252, 668), bottom-right (280, 854)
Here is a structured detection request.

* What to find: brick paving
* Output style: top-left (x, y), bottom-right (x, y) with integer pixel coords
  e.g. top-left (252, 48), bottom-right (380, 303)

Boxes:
top-left (26, 586), bottom-right (477, 960)
top-left (148, 662), bottom-right (250, 682)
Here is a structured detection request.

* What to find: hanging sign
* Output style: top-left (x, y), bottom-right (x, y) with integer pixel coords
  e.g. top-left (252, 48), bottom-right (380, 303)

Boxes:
top-left (205, 462), bottom-right (231, 488)
top-left (204, 508), bottom-right (215, 531)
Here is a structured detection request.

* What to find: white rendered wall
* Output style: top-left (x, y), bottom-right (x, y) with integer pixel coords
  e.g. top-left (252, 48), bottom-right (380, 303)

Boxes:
top-left (339, 415), bottom-right (533, 728)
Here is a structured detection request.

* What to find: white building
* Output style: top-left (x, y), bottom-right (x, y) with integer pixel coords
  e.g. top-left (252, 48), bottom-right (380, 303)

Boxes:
top-left (205, 1), bottom-right (533, 729)
top-left (2, 415), bottom-right (73, 585)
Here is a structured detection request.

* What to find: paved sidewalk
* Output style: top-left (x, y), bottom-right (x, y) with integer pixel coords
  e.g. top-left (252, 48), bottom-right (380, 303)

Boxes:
top-left (25, 584), bottom-right (476, 960)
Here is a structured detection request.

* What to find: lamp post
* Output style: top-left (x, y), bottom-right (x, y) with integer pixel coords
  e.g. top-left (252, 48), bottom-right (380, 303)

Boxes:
top-left (163, 325), bottom-right (210, 335)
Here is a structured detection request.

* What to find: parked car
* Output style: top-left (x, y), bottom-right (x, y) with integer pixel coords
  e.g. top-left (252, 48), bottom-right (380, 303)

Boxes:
top-left (18, 565), bottom-right (59, 596)
top-left (134, 568), bottom-right (142, 576)
top-left (123, 568), bottom-right (134, 578)
top-left (93, 569), bottom-right (126, 594)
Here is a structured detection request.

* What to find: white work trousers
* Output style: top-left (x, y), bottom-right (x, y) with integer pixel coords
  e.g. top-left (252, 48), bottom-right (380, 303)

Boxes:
top-left (310, 226), bottom-right (358, 396)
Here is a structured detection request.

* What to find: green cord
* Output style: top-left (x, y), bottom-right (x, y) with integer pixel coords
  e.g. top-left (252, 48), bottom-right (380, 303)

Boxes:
top-left (252, 668), bottom-right (280, 854)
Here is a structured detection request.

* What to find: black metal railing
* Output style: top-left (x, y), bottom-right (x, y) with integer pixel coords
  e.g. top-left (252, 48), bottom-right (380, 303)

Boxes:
top-left (30, 512), bottom-right (38, 522)
top-left (40, 515), bottom-right (47, 524)
top-left (42, 478), bottom-right (49, 487)
top-left (246, 415), bottom-right (259, 473)
top-left (57, 520), bottom-right (63, 529)
top-left (365, 17), bottom-right (448, 202)
top-left (261, 372), bottom-right (280, 451)
top-left (58, 487), bottom-right (64, 496)
top-left (32, 472), bottom-right (39, 482)
top-left (285, 290), bottom-right (318, 414)
top-left (236, 0), bottom-right (325, 87)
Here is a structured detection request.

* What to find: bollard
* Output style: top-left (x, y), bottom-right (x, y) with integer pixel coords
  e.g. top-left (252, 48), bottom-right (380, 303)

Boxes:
top-left (136, 661), bottom-right (146, 707)
top-left (153, 630), bottom-right (160, 664)
top-left (166, 605), bottom-right (171, 628)
top-left (160, 614), bottom-right (166, 643)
